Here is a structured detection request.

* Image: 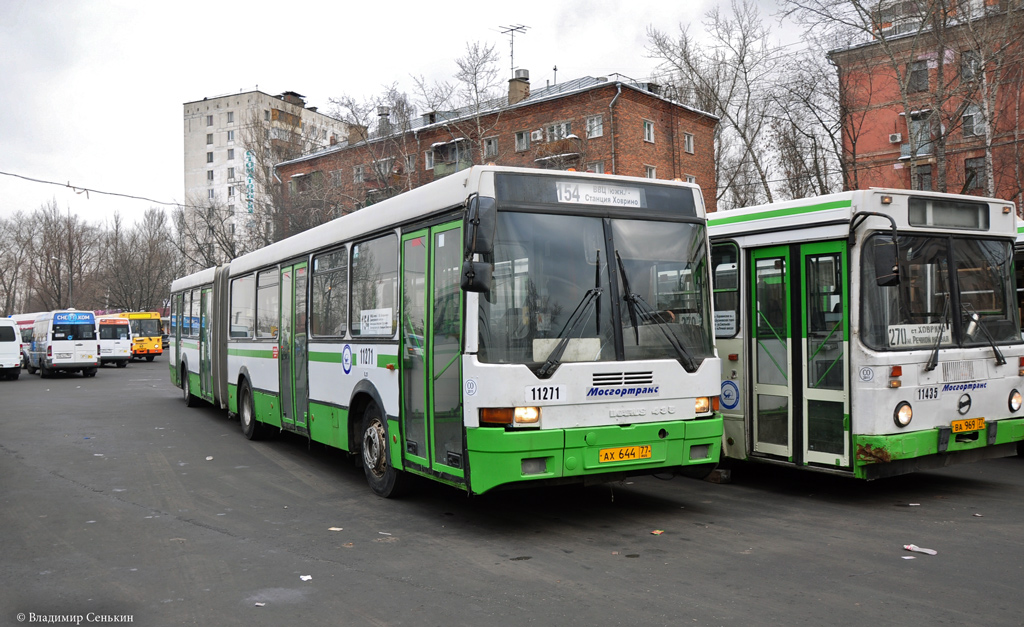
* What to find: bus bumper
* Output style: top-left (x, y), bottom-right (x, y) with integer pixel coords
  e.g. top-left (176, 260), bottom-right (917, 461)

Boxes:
top-left (464, 416), bottom-right (723, 495)
top-left (854, 417), bottom-right (1024, 479)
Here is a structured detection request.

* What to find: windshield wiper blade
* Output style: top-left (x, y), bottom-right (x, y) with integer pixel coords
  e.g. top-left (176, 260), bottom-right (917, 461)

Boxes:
top-left (963, 304), bottom-right (1007, 366)
top-left (924, 297), bottom-right (950, 372)
top-left (615, 251), bottom-right (698, 372)
top-left (536, 287), bottom-right (603, 378)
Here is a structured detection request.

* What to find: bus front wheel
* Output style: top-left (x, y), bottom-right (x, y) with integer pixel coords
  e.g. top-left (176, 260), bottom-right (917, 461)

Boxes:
top-left (361, 401), bottom-right (406, 498)
top-left (239, 383), bottom-right (263, 440)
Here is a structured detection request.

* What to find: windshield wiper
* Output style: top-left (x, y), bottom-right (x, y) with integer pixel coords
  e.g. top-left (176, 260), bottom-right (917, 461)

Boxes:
top-left (963, 303), bottom-right (1007, 366)
top-left (536, 287), bottom-right (602, 378)
top-left (924, 297), bottom-right (949, 372)
top-left (615, 251), bottom-right (698, 372)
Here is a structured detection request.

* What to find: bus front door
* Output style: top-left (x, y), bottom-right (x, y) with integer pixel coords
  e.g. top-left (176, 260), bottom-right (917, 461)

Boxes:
top-left (279, 263), bottom-right (309, 432)
top-left (749, 243), bottom-right (850, 468)
top-left (400, 222), bottom-right (465, 483)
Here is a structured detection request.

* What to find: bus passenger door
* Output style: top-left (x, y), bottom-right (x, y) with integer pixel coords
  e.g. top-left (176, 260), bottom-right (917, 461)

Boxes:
top-left (279, 263), bottom-right (309, 432)
top-left (400, 222), bottom-right (465, 481)
top-left (750, 247), bottom-right (793, 459)
top-left (800, 243), bottom-right (849, 467)
top-left (200, 288), bottom-right (214, 401)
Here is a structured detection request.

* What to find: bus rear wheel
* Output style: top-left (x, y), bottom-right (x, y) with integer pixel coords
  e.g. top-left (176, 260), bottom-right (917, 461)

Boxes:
top-left (239, 382), bottom-right (263, 440)
top-left (83, 368), bottom-right (97, 378)
top-left (361, 401), bottom-right (406, 498)
top-left (181, 366), bottom-right (198, 407)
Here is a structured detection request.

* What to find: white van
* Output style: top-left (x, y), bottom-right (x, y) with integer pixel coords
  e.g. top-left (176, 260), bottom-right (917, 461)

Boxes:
top-left (97, 316), bottom-right (132, 368)
top-left (27, 310), bottom-right (99, 377)
top-left (0, 318), bottom-right (21, 380)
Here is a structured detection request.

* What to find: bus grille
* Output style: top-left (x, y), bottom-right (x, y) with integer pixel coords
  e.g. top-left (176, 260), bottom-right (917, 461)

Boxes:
top-left (942, 360), bottom-right (976, 383)
top-left (592, 371), bottom-right (654, 386)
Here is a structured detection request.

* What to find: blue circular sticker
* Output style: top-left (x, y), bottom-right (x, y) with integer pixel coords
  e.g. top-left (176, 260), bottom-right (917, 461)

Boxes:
top-left (342, 345), bottom-right (352, 374)
top-left (720, 380), bottom-right (739, 410)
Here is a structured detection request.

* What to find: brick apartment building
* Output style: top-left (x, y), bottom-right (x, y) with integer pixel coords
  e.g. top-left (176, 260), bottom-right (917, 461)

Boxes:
top-left (829, 1), bottom-right (1024, 207)
top-left (275, 71), bottom-right (718, 235)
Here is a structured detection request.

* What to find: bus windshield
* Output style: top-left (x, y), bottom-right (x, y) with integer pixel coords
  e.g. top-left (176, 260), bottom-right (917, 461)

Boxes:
top-left (477, 211), bottom-right (714, 370)
top-left (130, 319), bottom-right (161, 338)
top-left (861, 234), bottom-right (1019, 350)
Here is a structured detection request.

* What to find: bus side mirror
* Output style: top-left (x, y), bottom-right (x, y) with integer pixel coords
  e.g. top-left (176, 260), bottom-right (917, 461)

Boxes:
top-left (461, 260), bottom-right (492, 293)
top-left (464, 196), bottom-right (496, 257)
top-left (873, 237), bottom-right (900, 286)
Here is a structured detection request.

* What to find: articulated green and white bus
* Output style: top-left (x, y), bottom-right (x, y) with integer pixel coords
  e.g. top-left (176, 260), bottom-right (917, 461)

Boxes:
top-left (169, 166), bottom-right (723, 496)
top-left (709, 189), bottom-right (1024, 479)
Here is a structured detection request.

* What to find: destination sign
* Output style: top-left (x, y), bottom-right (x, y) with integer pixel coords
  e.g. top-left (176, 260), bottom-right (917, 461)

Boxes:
top-left (555, 181), bottom-right (646, 208)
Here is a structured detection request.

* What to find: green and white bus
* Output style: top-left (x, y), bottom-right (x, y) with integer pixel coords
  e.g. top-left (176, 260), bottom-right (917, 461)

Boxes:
top-left (169, 166), bottom-right (723, 496)
top-left (709, 189), bottom-right (1024, 479)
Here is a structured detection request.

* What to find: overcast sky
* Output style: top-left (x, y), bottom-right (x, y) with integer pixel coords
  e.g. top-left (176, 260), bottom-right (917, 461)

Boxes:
top-left (0, 0), bottom-right (786, 226)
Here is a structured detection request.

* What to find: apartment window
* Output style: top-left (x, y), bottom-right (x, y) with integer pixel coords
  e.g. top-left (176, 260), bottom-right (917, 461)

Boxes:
top-left (424, 151), bottom-right (434, 170)
top-left (227, 111), bottom-right (234, 124)
top-left (228, 205), bottom-right (234, 215)
top-left (404, 154), bottom-right (416, 173)
top-left (206, 133), bottom-right (213, 145)
top-left (965, 157), bottom-right (985, 190)
top-left (645, 165), bottom-right (657, 179)
top-left (587, 161), bottom-right (605, 174)
top-left (547, 121), bottom-right (572, 142)
top-left (643, 120), bottom-right (655, 143)
top-left (354, 165), bottom-right (365, 183)
top-left (685, 175), bottom-right (697, 184)
top-left (963, 104), bottom-right (983, 137)
top-left (227, 130), bottom-right (235, 142)
top-left (264, 109), bottom-right (270, 122)
top-left (228, 186), bottom-right (235, 197)
top-left (515, 131), bottom-right (530, 152)
top-left (208, 189), bottom-right (215, 200)
top-left (684, 133), bottom-right (695, 154)
top-left (961, 50), bottom-right (982, 82)
top-left (206, 115), bottom-right (213, 126)
top-left (330, 169), bottom-right (343, 186)
top-left (914, 165), bottom-right (932, 191)
top-left (206, 152), bottom-right (214, 163)
top-left (227, 148), bottom-right (235, 160)
top-left (908, 60), bottom-right (929, 93)
top-left (206, 170), bottom-right (214, 182)
top-left (483, 137), bottom-right (498, 158)
top-left (586, 115), bottom-right (603, 139)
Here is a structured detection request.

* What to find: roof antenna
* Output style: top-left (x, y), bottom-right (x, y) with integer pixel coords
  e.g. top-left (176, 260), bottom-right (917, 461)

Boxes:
top-left (499, 24), bottom-right (529, 77)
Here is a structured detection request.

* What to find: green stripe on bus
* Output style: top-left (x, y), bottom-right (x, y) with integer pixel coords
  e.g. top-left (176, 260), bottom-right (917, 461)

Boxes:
top-left (227, 348), bottom-right (275, 359)
top-left (377, 354), bottom-right (397, 369)
top-left (707, 199), bottom-right (853, 227)
top-left (309, 351), bottom-right (342, 363)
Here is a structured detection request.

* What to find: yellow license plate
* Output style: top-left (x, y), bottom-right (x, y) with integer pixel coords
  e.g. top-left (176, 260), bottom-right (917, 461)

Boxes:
top-left (599, 445), bottom-right (652, 463)
top-left (951, 417), bottom-right (985, 433)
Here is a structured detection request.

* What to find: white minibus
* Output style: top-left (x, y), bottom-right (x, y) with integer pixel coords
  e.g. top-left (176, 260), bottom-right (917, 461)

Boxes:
top-left (97, 316), bottom-right (132, 367)
top-left (28, 310), bottom-right (99, 377)
top-left (0, 319), bottom-right (21, 380)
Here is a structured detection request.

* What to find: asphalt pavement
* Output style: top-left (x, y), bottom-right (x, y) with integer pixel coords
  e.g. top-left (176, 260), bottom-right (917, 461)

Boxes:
top-left (2, 359), bottom-right (1023, 626)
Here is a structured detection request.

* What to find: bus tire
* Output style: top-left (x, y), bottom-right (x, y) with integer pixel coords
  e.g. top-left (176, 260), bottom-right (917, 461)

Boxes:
top-left (116, 361), bottom-right (127, 368)
top-left (40, 364), bottom-right (50, 378)
top-left (239, 382), bottom-right (263, 440)
top-left (146, 355), bottom-right (155, 362)
top-left (181, 366), bottom-right (198, 407)
top-left (27, 362), bottom-right (37, 375)
top-left (83, 368), bottom-right (97, 378)
top-left (361, 401), bottom-right (406, 498)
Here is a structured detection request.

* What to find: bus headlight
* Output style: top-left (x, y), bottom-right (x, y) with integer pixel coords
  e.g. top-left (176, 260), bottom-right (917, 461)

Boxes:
top-left (1009, 390), bottom-right (1022, 413)
top-left (514, 407), bottom-right (540, 424)
top-left (893, 401), bottom-right (913, 428)
top-left (695, 397), bottom-right (711, 414)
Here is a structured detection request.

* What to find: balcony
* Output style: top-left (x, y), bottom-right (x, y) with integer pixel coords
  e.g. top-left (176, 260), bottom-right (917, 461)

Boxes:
top-left (433, 158), bottom-right (473, 178)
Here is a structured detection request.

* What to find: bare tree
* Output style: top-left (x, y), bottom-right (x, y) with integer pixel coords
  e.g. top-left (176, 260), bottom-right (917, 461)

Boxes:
top-left (0, 211), bottom-right (37, 315)
top-left (649, 0), bottom-right (781, 208)
top-left (171, 196), bottom-right (244, 273)
top-left (101, 209), bottom-right (179, 312)
top-left (27, 200), bottom-right (101, 311)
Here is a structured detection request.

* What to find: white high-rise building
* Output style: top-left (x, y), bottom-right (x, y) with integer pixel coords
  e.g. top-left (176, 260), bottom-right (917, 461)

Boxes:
top-left (183, 89), bottom-right (347, 248)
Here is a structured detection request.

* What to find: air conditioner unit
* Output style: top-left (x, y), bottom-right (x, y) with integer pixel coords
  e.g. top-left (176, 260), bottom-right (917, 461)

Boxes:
top-left (889, 133), bottom-right (902, 143)
top-left (531, 130), bottom-right (543, 141)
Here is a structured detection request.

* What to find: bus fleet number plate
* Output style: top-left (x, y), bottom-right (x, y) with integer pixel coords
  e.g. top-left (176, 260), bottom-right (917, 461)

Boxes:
top-left (951, 417), bottom-right (985, 433)
top-left (599, 445), bottom-right (652, 463)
